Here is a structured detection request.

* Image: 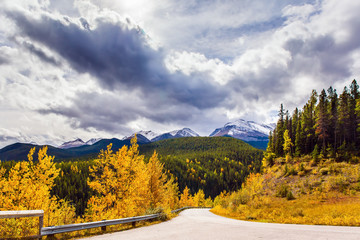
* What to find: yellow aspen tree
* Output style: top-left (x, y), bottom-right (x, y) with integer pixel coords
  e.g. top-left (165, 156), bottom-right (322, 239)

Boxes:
top-left (86, 136), bottom-right (150, 221)
top-left (0, 147), bottom-right (75, 237)
top-left (193, 189), bottom-right (206, 207)
top-left (179, 186), bottom-right (193, 207)
top-left (162, 176), bottom-right (179, 209)
top-left (283, 129), bottom-right (293, 162)
top-left (147, 151), bottom-right (166, 207)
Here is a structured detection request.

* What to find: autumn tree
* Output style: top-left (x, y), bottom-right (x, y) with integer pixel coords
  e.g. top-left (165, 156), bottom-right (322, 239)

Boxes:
top-left (193, 189), bottom-right (206, 207)
top-left (86, 137), bottom-right (150, 221)
top-left (283, 130), bottom-right (293, 161)
top-left (147, 151), bottom-right (166, 207)
top-left (179, 186), bottom-right (193, 207)
top-left (0, 147), bottom-right (75, 237)
top-left (162, 176), bottom-right (180, 209)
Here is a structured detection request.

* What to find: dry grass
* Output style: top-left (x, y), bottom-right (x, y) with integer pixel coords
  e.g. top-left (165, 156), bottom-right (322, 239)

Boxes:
top-left (212, 156), bottom-right (360, 226)
top-left (212, 194), bottom-right (360, 226)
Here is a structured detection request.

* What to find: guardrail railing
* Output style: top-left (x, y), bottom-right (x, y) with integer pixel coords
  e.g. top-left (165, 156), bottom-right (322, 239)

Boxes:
top-left (0, 206), bottom-right (195, 239)
top-left (0, 210), bottom-right (44, 239)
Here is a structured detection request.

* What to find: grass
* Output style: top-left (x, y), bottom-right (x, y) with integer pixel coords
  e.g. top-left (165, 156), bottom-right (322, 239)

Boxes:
top-left (212, 156), bottom-right (360, 226)
top-left (212, 194), bottom-right (360, 226)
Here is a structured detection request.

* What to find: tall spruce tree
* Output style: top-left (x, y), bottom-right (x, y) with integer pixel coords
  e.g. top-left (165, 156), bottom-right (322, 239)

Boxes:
top-left (275, 104), bottom-right (285, 156)
top-left (349, 80), bottom-right (359, 148)
top-left (327, 86), bottom-right (338, 152)
top-left (338, 87), bottom-right (351, 148)
top-left (315, 89), bottom-right (329, 154)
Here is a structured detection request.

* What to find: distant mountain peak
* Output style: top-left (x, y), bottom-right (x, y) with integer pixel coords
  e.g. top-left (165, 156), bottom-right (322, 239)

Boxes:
top-left (223, 119), bottom-right (274, 135)
top-left (169, 128), bottom-right (199, 137)
top-left (123, 130), bottom-right (160, 143)
top-left (59, 138), bottom-right (86, 149)
top-left (210, 119), bottom-right (275, 143)
top-left (85, 138), bottom-right (102, 145)
top-left (151, 128), bottom-right (199, 142)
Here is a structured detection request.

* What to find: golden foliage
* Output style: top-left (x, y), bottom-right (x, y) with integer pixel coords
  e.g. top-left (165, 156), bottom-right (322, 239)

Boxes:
top-left (86, 136), bottom-right (181, 221)
top-left (213, 156), bottom-right (360, 226)
top-left (86, 138), bottom-right (150, 221)
top-left (0, 147), bottom-right (76, 237)
top-left (179, 186), bottom-right (193, 207)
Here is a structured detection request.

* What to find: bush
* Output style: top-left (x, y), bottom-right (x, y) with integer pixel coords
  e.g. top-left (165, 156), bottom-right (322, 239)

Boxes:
top-left (145, 207), bottom-right (168, 221)
top-left (276, 184), bottom-right (295, 200)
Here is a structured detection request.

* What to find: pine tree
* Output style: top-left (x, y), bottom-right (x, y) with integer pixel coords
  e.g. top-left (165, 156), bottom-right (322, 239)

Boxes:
top-left (327, 86), bottom-right (338, 152)
top-left (349, 80), bottom-right (359, 147)
top-left (295, 116), bottom-right (303, 157)
top-left (315, 89), bottom-right (329, 154)
top-left (338, 87), bottom-right (351, 148)
top-left (302, 90), bottom-right (318, 154)
top-left (275, 104), bottom-right (285, 156)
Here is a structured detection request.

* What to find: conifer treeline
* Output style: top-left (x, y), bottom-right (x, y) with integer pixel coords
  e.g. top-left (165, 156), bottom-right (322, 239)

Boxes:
top-left (267, 79), bottom-right (360, 161)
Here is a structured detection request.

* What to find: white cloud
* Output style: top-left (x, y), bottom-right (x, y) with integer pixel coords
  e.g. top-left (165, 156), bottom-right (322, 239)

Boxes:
top-left (0, 0), bottom-right (360, 148)
top-left (165, 51), bottom-right (233, 85)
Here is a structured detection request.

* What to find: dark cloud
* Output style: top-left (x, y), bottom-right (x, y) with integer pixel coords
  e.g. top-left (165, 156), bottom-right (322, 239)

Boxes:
top-left (6, 10), bottom-right (226, 111)
top-left (285, 31), bottom-right (360, 84)
top-left (0, 55), bottom-right (9, 65)
top-left (38, 91), bottom-right (203, 133)
top-left (0, 135), bottom-right (17, 142)
top-left (22, 41), bottom-right (60, 66)
top-left (79, 17), bottom-right (90, 30)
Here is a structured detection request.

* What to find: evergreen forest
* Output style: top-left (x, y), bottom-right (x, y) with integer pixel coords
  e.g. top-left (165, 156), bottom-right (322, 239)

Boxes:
top-left (266, 79), bottom-right (360, 163)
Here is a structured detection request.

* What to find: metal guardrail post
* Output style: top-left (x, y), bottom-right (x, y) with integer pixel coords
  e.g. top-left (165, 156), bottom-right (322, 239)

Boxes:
top-left (39, 214), bottom-right (44, 240)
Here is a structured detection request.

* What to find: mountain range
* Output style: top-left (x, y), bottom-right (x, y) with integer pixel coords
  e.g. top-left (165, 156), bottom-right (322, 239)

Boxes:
top-left (0, 119), bottom-right (274, 161)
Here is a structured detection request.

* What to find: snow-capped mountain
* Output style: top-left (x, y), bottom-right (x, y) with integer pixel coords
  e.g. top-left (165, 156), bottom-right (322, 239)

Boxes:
top-left (59, 138), bottom-right (103, 149)
top-left (169, 128), bottom-right (199, 137)
top-left (123, 131), bottom-right (160, 142)
top-left (59, 138), bottom-right (86, 149)
top-left (123, 128), bottom-right (199, 143)
top-left (85, 138), bottom-right (102, 145)
top-left (152, 128), bottom-right (199, 142)
top-left (210, 119), bottom-right (275, 142)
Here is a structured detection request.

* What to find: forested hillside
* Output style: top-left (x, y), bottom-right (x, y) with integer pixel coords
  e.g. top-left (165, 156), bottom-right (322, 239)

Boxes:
top-left (212, 80), bottom-right (360, 226)
top-left (0, 136), bottom-right (263, 220)
top-left (0, 137), bottom-right (212, 238)
top-left (140, 137), bottom-right (264, 197)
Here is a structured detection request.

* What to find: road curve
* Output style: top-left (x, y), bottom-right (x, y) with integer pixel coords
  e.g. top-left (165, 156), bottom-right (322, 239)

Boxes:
top-left (81, 209), bottom-right (360, 240)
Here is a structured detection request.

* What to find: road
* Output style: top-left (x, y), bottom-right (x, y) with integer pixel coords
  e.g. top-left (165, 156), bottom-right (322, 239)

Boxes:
top-left (81, 209), bottom-right (360, 240)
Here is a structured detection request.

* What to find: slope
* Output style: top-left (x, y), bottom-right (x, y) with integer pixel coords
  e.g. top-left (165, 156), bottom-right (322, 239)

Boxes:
top-left (139, 137), bottom-right (264, 198)
top-left (212, 155), bottom-right (360, 226)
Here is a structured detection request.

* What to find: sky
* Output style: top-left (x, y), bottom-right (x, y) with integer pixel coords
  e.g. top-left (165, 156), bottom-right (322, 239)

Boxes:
top-left (0, 0), bottom-right (360, 148)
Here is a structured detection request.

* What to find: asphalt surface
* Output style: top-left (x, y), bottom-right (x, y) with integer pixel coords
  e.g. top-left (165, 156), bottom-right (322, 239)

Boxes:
top-left (80, 208), bottom-right (360, 240)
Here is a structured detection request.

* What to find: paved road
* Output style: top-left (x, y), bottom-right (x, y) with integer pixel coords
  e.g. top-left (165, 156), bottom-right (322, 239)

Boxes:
top-left (81, 209), bottom-right (360, 240)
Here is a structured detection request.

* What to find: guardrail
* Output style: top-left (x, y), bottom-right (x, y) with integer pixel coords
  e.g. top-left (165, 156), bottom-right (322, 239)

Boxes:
top-left (41, 213), bottom-right (160, 237)
top-left (0, 206), bottom-right (196, 239)
top-left (0, 210), bottom-right (44, 239)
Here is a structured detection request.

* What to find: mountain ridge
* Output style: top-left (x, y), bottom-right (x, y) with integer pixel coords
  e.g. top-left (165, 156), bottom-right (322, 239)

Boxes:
top-left (0, 120), bottom-right (274, 160)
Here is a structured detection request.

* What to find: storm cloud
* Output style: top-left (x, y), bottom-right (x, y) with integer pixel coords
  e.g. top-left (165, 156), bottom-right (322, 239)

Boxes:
top-left (7, 10), bottom-right (227, 110)
top-left (1, 0), bottom-right (360, 147)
